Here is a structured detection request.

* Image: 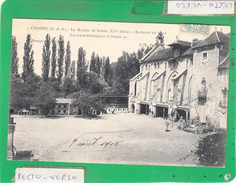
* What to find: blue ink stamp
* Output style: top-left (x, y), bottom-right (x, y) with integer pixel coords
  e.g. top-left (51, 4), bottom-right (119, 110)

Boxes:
top-left (180, 24), bottom-right (210, 35)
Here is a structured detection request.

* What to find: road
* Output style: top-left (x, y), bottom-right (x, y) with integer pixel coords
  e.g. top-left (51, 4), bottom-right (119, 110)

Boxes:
top-left (12, 113), bottom-right (205, 166)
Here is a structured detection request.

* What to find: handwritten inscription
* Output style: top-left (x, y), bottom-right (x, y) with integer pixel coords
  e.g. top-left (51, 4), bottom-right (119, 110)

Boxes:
top-left (15, 168), bottom-right (84, 183)
top-left (168, 1), bottom-right (234, 15)
top-left (175, 2), bottom-right (233, 9)
top-left (69, 136), bottom-right (124, 148)
top-left (18, 173), bottom-right (77, 181)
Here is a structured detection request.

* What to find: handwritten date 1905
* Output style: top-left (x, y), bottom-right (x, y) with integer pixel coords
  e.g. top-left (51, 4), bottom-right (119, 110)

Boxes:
top-left (69, 136), bottom-right (124, 148)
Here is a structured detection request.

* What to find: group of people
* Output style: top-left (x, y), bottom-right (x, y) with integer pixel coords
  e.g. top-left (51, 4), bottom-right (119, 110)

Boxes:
top-left (165, 115), bottom-right (185, 132)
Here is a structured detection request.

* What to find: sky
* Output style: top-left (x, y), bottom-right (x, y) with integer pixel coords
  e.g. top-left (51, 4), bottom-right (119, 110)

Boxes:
top-left (12, 19), bottom-right (230, 76)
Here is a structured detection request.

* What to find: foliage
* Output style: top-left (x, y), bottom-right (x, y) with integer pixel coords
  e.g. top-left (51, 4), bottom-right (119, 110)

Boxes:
top-left (9, 76), bottom-right (25, 111)
top-left (65, 41), bottom-right (71, 77)
top-left (77, 47), bottom-right (87, 84)
top-left (35, 82), bottom-right (56, 115)
top-left (71, 90), bottom-right (104, 115)
top-left (62, 77), bottom-right (75, 97)
top-left (57, 35), bottom-right (65, 82)
top-left (69, 60), bottom-right (76, 80)
top-left (42, 34), bottom-right (51, 82)
top-left (11, 34), bottom-right (153, 115)
top-left (11, 36), bottom-right (19, 76)
top-left (74, 71), bottom-right (105, 94)
top-left (51, 37), bottom-right (57, 79)
top-left (104, 57), bottom-right (111, 83)
top-left (112, 51), bottom-right (140, 94)
top-left (194, 129), bottom-right (226, 167)
top-left (9, 74), bottom-right (41, 112)
top-left (22, 34), bottom-right (34, 81)
top-left (89, 52), bottom-right (96, 73)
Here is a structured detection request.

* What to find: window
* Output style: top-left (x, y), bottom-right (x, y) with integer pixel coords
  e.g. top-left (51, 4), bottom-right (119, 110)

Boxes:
top-left (145, 65), bottom-right (147, 70)
top-left (157, 63), bottom-right (160, 68)
top-left (198, 78), bottom-right (207, 106)
top-left (221, 70), bottom-right (229, 83)
top-left (220, 88), bottom-right (228, 108)
top-left (165, 63), bottom-right (167, 70)
top-left (154, 63), bottom-right (157, 69)
top-left (168, 89), bottom-right (173, 101)
top-left (203, 52), bottom-right (207, 61)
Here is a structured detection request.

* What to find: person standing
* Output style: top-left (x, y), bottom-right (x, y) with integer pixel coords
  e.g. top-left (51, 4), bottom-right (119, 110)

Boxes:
top-left (165, 117), bottom-right (170, 132)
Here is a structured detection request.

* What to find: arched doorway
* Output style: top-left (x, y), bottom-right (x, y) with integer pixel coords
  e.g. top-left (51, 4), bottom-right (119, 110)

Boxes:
top-left (131, 104), bottom-right (135, 113)
top-left (166, 71), bottom-right (178, 102)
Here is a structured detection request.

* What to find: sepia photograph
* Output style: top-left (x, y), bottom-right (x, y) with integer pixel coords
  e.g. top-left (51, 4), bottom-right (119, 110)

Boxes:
top-left (7, 19), bottom-right (230, 167)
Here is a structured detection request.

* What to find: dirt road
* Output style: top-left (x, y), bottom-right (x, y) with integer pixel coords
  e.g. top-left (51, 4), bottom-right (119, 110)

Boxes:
top-left (12, 113), bottom-right (204, 166)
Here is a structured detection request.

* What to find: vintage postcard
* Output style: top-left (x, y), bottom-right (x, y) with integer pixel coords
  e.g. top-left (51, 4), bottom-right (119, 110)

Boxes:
top-left (7, 19), bottom-right (230, 167)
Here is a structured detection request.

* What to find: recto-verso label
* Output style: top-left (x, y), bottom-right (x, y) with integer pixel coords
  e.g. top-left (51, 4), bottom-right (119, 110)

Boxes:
top-left (168, 1), bottom-right (234, 15)
top-left (15, 168), bottom-right (84, 183)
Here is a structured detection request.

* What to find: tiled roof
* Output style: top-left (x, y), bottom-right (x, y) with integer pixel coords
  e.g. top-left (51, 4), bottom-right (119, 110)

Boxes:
top-left (181, 40), bottom-right (202, 56)
top-left (193, 31), bottom-right (230, 49)
top-left (168, 40), bottom-right (191, 47)
top-left (141, 48), bottom-right (173, 63)
top-left (141, 31), bottom-right (229, 63)
top-left (218, 54), bottom-right (230, 69)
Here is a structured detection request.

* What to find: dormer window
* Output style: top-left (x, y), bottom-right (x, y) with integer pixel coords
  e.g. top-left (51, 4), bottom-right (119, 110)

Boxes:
top-left (203, 52), bottom-right (208, 61)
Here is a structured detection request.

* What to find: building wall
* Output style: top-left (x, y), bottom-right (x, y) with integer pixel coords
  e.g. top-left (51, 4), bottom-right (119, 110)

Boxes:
top-left (129, 44), bottom-right (228, 128)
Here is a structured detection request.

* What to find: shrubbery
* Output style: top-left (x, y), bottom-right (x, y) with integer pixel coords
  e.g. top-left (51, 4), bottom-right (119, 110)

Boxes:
top-left (194, 129), bottom-right (226, 167)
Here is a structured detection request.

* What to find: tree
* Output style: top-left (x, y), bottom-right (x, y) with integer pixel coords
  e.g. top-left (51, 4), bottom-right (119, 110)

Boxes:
top-left (62, 77), bottom-right (75, 97)
top-left (100, 56), bottom-right (106, 80)
top-left (112, 51), bottom-right (140, 94)
top-left (77, 47), bottom-right (87, 85)
top-left (9, 74), bottom-right (41, 112)
top-left (35, 82), bottom-right (56, 115)
top-left (65, 41), bottom-right (71, 77)
top-left (95, 55), bottom-right (102, 77)
top-left (57, 35), bottom-right (65, 82)
top-left (71, 89), bottom-right (104, 115)
top-left (104, 57), bottom-right (111, 83)
top-left (69, 60), bottom-right (76, 80)
top-left (22, 34), bottom-right (34, 81)
top-left (51, 37), bottom-right (57, 79)
top-left (9, 76), bottom-right (25, 111)
top-left (11, 36), bottom-right (19, 76)
top-left (42, 34), bottom-right (51, 82)
top-left (90, 52), bottom-right (96, 73)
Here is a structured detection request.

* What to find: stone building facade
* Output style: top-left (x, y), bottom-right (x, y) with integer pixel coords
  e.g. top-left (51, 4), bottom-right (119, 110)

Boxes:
top-left (129, 31), bottom-right (230, 129)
